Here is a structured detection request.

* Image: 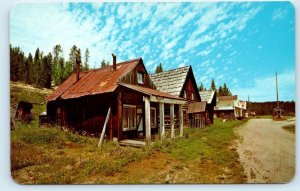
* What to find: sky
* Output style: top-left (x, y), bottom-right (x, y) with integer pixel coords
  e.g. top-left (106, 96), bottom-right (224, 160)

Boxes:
top-left (10, 2), bottom-right (295, 102)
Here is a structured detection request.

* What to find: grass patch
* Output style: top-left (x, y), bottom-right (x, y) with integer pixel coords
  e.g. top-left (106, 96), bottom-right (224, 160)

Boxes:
top-left (282, 124), bottom-right (295, 134)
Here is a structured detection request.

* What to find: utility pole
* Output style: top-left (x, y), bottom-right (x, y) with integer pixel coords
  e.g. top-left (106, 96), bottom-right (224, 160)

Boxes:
top-left (275, 72), bottom-right (282, 118)
top-left (276, 72), bottom-right (279, 108)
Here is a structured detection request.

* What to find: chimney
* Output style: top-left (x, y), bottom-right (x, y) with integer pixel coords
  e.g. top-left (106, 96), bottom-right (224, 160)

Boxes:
top-left (112, 53), bottom-right (116, 71)
top-left (76, 58), bottom-right (81, 82)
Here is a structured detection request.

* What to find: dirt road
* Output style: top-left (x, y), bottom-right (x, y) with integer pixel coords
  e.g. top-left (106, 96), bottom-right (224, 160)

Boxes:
top-left (236, 118), bottom-right (295, 183)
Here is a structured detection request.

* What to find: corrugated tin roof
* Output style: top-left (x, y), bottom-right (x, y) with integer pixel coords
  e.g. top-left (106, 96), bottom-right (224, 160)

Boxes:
top-left (149, 66), bottom-right (190, 96)
top-left (187, 101), bottom-right (206, 113)
top-left (119, 83), bottom-right (184, 100)
top-left (199, 90), bottom-right (215, 104)
top-left (46, 58), bottom-right (141, 101)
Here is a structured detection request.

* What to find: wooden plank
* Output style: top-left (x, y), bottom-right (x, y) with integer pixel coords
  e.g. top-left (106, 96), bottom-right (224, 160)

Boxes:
top-left (144, 96), bottom-right (151, 142)
top-left (149, 95), bottom-right (186, 105)
top-left (179, 104), bottom-right (183, 137)
top-left (170, 104), bottom-right (175, 139)
top-left (159, 102), bottom-right (165, 139)
top-left (98, 107), bottom-right (111, 147)
top-left (119, 139), bottom-right (146, 148)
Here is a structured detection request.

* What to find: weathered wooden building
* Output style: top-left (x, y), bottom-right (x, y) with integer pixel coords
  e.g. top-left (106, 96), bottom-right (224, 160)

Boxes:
top-left (150, 66), bottom-right (210, 128)
top-left (46, 56), bottom-right (185, 142)
top-left (199, 90), bottom-right (217, 124)
top-left (214, 95), bottom-right (246, 119)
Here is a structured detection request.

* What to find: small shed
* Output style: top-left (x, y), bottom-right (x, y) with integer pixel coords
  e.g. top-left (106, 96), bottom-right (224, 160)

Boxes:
top-left (199, 90), bottom-right (216, 124)
top-left (187, 101), bottom-right (208, 128)
top-left (15, 101), bottom-right (33, 122)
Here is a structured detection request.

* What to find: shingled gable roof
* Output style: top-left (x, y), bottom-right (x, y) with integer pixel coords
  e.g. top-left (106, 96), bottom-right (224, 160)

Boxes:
top-left (47, 58), bottom-right (142, 101)
top-left (150, 66), bottom-right (196, 97)
top-left (199, 90), bottom-right (216, 104)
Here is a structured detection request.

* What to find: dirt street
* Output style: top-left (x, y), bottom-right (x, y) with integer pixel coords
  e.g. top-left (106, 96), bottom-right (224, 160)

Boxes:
top-left (236, 118), bottom-right (295, 183)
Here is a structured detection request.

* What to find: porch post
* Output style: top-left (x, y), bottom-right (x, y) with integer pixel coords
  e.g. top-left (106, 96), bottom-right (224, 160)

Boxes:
top-left (159, 102), bottom-right (165, 139)
top-left (170, 104), bottom-right (175, 139)
top-left (179, 104), bottom-right (183, 137)
top-left (144, 97), bottom-right (151, 142)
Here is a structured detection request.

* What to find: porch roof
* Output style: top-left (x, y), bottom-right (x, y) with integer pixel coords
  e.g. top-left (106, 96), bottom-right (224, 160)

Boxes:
top-left (119, 83), bottom-right (186, 104)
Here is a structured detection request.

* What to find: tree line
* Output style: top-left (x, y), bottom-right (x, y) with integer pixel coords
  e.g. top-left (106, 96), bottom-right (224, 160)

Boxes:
top-left (249, 101), bottom-right (295, 116)
top-left (199, 79), bottom-right (232, 96)
top-left (10, 44), bottom-right (90, 88)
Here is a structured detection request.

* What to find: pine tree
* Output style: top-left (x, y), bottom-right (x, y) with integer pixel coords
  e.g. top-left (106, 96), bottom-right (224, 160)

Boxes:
top-left (28, 53), bottom-right (34, 84)
top-left (17, 52), bottom-right (26, 82)
top-left (218, 86), bottom-right (223, 96)
top-left (155, 63), bottom-right (163, 73)
top-left (10, 45), bottom-right (25, 81)
top-left (63, 60), bottom-right (73, 81)
top-left (222, 83), bottom-right (232, 96)
top-left (199, 82), bottom-right (204, 91)
top-left (57, 57), bottom-right (65, 84)
top-left (52, 45), bottom-right (63, 85)
top-left (210, 79), bottom-right (216, 91)
top-left (23, 55), bottom-right (30, 84)
top-left (69, 45), bottom-right (78, 73)
top-left (83, 48), bottom-right (89, 71)
top-left (44, 53), bottom-right (53, 88)
top-left (100, 60), bottom-right (110, 68)
top-left (33, 48), bottom-right (41, 87)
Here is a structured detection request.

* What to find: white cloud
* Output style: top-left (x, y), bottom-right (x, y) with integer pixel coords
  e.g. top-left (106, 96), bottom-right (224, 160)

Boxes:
top-left (272, 7), bottom-right (288, 20)
top-left (197, 48), bottom-right (212, 57)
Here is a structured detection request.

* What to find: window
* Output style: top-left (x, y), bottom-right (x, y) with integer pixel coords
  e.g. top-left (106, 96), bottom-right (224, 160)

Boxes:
top-left (184, 90), bottom-right (187, 98)
top-left (123, 105), bottom-right (136, 130)
top-left (191, 93), bottom-right (194, 100)
top-left (137, 72), bottom-right (144, 84)
top-left (150, 107), bottom-right (156, 128)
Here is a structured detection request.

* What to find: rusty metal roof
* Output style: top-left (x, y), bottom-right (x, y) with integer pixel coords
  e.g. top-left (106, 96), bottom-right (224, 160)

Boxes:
top-left (187, 101), bottom-right (207, 113)
top-left (199, 90), bottom-right (216, 104)
top-left (149, 66), bottom-right (190, 96)
top-left (119, 83), bottom-right (184, 100)
top-left (46, 58), bottom-right (141, 101)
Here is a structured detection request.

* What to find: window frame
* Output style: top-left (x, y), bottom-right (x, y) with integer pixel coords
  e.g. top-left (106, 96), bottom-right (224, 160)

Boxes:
top-left (122, 104), bottom-right (137, 131)
top-left (137, 72), bottom-right (144, 84)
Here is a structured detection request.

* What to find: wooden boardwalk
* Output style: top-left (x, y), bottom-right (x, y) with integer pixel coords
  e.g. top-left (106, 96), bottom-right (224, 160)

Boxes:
top-left (119, 139), bottom-right (147, 148)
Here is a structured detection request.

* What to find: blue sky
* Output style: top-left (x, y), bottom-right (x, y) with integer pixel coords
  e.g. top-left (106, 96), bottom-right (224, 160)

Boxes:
top-left (10, 2), bottom-right (295, 102)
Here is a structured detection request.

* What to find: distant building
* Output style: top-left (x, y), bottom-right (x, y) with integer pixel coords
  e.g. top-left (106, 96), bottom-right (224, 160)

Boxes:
top-left (214, 95), bottom-right (247, 119)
